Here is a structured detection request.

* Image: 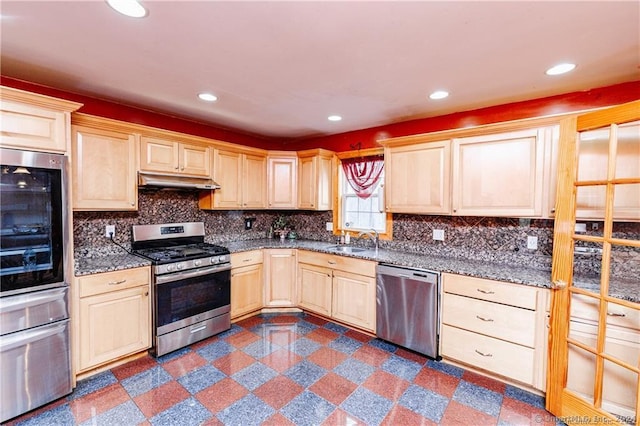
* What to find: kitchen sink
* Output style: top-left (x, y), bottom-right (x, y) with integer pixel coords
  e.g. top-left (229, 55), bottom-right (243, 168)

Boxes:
top-left (325, 245), bottom-right (368, 253)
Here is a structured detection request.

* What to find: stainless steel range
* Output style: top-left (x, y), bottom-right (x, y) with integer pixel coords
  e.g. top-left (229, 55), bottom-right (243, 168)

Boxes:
top-left (132, 222), bottom-right (231, 357)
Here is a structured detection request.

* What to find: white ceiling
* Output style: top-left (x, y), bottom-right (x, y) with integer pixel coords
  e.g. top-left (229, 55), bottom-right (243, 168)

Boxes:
top-left (1, 1), bottom-right (639, 140)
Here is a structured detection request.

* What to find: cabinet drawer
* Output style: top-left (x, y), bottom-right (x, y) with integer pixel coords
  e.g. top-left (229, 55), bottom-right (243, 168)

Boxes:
top-left (441, 324), bottom-right (535, 385)
top-left (571, 293), bottom-right (640, 331)
top-left (231, 250), bottom-right (264, 268)
top-left (443, 273), bottom-right (537, 310)
top-left (442, 293), bottom-right (536, 347)
top-left (78, 267), bottom-right (150, 298)
top-left (298, 250), bottom-right (376, 277)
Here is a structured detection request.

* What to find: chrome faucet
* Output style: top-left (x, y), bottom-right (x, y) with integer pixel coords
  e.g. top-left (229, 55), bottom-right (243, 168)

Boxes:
top-left (356, 229), bottom-right (379, 250)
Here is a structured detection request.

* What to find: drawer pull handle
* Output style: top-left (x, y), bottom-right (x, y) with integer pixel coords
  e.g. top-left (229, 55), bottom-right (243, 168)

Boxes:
top-left (108, 279), bottom-right (127, 286)
top-left (607, 312), bottom-right (626, 317)
top-left (476, 288), bottom-right (495, 295)
top-left (243, 259), bottom-right (252, 262)
top-left (190, 325), bottom-right (207, 334)
top-left (328, 261), bottom-right (336, 265)
top-left (475, 349), bottom-right (493, 357)
top-left (476, 315), bottom-right (494, 322)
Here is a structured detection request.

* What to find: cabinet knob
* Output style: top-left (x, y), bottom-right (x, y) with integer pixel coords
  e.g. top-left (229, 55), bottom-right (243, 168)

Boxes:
top-left (144, 291), bottom-right (149, 296)
top-left (550, 208), bottom-right (556, 213)
top-left (174, 166), bottom-right (179, 170)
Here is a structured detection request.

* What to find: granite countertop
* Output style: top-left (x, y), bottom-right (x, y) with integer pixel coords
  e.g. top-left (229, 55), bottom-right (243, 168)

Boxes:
top-left (75, 253), bottom-right (151, 276)
top-left (74, 238), bottom-right (639, 303)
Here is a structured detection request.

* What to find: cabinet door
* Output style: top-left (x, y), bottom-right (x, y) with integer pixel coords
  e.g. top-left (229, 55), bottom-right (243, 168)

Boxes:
top-left (263, 249), bottom-right (297, 307)
top-left (72, 125), bottom-right (137, 210)
top-left (140, 136), bottom-right (178, 173)
top-left (243, 154), bottom-right (267, 208)
top-left (231, 264), bottom-right (263, 319)
top-left (297, 263), bottom-right (332, 316)
top-left (298, 155), bottom-right (317, 209)
top-left (332, 270), bottom-right (375, 332)
top-left (78, 286), bottom-right (150, 371)
top-left (0, 99), bottom-right (68, 153)
top-left (452, 129), bottom-right (545, 216)
top-left (212, 148), bottom-right (243, 209)
top-left (385, 140), bottom-right (451, 214)
top-left (267, 156), bottom-right (297, 209)
top-left (179, 143), bottom-right (211, 176)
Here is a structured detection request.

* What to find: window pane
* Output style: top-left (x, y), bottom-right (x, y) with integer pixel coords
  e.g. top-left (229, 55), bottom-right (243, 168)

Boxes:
top-left (340, 166), bottom-right (386, 233)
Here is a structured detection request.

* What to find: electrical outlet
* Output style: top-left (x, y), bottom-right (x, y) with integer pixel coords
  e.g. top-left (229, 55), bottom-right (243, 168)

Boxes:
top-left (527, 236), bottom-right (538, 250)
top-left (244, 217), bottom-right (255, 230)
top-left (326, 222), bottom-right (333, 231)
top-left (433, 229), bottom-right (445, 241)
top-left (105, 225), bottom-right (115, 238)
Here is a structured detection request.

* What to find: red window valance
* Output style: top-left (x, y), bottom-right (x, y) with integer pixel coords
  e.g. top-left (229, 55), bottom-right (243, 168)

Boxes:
top-left (341, 155), bottom-right (384, 199)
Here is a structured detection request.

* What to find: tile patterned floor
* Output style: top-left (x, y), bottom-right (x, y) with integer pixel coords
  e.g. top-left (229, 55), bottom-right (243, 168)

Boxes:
top-left (5, 313), bottom-right (562, 426)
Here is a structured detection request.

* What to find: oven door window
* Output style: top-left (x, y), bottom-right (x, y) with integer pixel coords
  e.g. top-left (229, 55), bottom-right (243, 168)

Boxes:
top-left (0, 165), bottom-right (64, 294)
top-left (156, 270), bottom-right (231, 327)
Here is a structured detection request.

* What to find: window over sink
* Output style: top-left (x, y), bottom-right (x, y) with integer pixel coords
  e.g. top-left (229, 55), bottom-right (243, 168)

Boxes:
top-left (336, 152), bottom-right (391, 238)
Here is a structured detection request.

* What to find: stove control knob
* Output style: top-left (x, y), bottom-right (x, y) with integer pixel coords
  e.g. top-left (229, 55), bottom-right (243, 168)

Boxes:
top-left (210, 257), bottom-right (219, 264)
top-left (167, 264), bottom-right (175, 272)
top-left (194, 259), bottom-right (202, 267)
top-left (176, 263), bottom-right (184, 270)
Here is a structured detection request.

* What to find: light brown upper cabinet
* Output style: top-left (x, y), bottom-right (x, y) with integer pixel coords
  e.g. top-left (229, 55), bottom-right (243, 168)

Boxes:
top-left (384, 140), bottom-right (451, 214)
top-left (199, 147), bottom-right (267, 210)
top-left (140, 136), bottom-right (211, 177)
top-left (0, 86), bottom-right (81, 153)
top-left (298, 149), bottom-right (334, 210)
top-left (267, 152), bottom-right (298, 209)
top-left (72, 120), bottom-right (138, 211)
top-left (452, 128), bottom-right (546, 217)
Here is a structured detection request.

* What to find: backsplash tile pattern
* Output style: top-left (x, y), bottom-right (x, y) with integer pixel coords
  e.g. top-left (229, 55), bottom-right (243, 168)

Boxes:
top-left (74, 191), bottom-right (638, 278)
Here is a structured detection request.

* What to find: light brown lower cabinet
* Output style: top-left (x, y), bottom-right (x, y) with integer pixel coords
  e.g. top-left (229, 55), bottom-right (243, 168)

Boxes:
top-left (440, 273), bottom-right (548, 391)
top-left (263, 249), bottom-right (297, 307)
top-left (297, 250), bottom-right (376, 332)
top-left (230, 250), bottom-right (264, 319)
top-left (76, 267), bottom-right (151, 373)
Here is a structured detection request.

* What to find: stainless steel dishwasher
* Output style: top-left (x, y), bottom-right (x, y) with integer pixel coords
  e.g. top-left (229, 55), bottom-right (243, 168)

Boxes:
top-left (376, 263), bottom-right (440, 359)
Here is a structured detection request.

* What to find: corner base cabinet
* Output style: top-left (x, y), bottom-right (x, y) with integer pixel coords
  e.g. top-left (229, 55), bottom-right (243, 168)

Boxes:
top-left (75, 267), bottom-right (151, 373)
top-left (440, 273), bottom-right (548, 391)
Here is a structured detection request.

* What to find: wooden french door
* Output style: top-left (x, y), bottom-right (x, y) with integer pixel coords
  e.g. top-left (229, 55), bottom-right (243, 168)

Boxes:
top-left (547, 100), bottom-right (640, 425)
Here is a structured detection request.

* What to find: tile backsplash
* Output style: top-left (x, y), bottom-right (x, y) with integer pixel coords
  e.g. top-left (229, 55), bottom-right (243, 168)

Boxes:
top-left (74, 190), bottom-right (638, 277)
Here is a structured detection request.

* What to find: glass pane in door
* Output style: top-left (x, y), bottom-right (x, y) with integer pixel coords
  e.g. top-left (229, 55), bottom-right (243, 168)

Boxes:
top-left (573, 242), bottom-right (604, 295)
top-left (577, 127), bottom-right (610, 182)
top-left (576, 185), bottom-right (607, 220)
top-left (601, 358), bottom-right (638, 423)
top-left (566, 336), bottom-right (597, 404)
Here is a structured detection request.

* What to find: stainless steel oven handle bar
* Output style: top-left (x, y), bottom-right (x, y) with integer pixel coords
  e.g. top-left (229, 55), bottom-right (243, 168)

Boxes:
top-left (155, 264), bottom-right (231, 285)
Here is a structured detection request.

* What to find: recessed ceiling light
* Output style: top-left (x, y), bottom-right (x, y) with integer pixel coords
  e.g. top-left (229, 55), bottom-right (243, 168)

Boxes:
top-left (198, 93), bottom-right (218, 102)
top-left (429, 90), bottom-right (449, 100)
top-left (106, 0), bottom-right (147, 18)
top-left (546, 63), bottom-right (576, 76)
top-left (328, 115), bottom-right (342, 122)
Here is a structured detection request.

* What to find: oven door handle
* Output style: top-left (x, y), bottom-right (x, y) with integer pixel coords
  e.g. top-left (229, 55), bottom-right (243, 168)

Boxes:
top-left (155, 264), bottom-right (231, 285)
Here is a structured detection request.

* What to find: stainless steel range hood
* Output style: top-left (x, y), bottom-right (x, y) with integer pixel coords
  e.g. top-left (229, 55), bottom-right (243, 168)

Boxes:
top-left (138, 172), bottom-right (220, 190)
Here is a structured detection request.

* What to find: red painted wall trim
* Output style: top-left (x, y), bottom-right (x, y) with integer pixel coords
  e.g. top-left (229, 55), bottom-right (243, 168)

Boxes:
top-left (3, 75), bottom-right (638, 152)
top-left (290, 80), bottom-right (640, 152)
